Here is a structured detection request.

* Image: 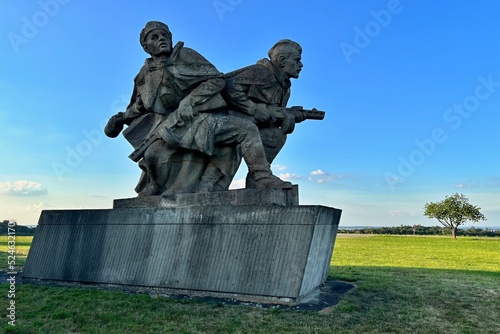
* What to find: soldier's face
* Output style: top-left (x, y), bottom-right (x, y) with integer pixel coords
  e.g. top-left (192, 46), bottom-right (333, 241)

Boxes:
top-left (144, 29), bottom-right (172, 56)
top-left (282, 51), bottom-right (303, 79)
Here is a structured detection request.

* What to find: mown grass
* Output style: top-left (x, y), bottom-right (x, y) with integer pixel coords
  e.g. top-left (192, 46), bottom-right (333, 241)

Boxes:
top-left (333, 235), bottom-right (499, 272)
top-left (0, 235), bottom-right (499, 333)
top-left (0, 236), bottom-right (32, 271)
top-left (330, 235), bottom-right (499, 334)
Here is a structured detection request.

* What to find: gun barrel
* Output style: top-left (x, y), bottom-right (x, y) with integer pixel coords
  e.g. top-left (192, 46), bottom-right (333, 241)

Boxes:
top-left (304, 109), bottom-right (325, 120)
top-left (128, 134), bottom-right (157, 162)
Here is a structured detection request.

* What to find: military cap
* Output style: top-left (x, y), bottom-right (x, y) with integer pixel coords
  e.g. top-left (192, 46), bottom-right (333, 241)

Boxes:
top-left (140, 21), bottom-right (172, 45)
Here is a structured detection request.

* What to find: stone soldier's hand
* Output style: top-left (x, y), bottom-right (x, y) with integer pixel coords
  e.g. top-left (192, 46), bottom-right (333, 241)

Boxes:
top-left (104, 112), bottom-right (126, 138)
top-left (111, 112), bottom-right (126, 125)
top-left (291, 106), bottom-right (306, 123)
top-left (254, 103), bottom-right (272, 123)
top-left (178, 96), bottom-right (195, 122)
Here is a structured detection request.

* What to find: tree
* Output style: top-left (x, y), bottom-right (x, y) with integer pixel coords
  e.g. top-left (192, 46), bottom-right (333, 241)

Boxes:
top-left (424, 193), bottom-right (486, 239)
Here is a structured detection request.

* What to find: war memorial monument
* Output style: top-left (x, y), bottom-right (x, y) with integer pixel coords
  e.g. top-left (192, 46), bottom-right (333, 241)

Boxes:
top-left (23, 21), bottom-right (342, 304)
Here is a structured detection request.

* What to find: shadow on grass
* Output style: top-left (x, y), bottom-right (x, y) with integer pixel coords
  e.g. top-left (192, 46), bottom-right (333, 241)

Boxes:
top-left (0, 268), bottom-right (355, 312)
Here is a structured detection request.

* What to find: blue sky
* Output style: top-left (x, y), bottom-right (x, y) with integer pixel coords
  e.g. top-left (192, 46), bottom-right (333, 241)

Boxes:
top-left (1, 0), bottom-right (499, 227)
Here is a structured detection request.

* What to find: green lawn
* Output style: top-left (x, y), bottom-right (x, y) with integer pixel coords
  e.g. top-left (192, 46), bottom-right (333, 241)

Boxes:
top-left (0, 236), bottom-right (32, 271)
top-left (332, 234), bottom-right (499, 272)
top-left (1, 235), bottom-right (499, 333)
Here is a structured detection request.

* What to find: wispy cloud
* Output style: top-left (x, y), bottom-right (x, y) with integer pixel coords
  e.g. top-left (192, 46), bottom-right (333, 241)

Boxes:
top-left (388, 210), bottom-right (416, 217)
top-left (308, 170), bottom-right (358, 184)
top-left (229, 178), bottom-right (246, 190)
top-left (279, 173), bottom-right (301, 181)
top-left (272, 165), bottom-right (302, 181)
top-left (454, 182), bottom-right (481, 189)
top-left (446, 179), bottom-right (500, 189)
top-left (0, 180), bottom-right (48, 196)
top-left (27, 202), bottom-right (53, 211)
top-left (273, 164), bottom-right (288, 171)
top-left (88, 195), bottom-right (108, 199)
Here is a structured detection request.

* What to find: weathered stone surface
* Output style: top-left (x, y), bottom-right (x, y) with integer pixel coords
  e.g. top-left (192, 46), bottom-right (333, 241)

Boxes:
top-left (104, 21), bottom-right (294, 197)
top-left (26, 22), bottom-right (335, 304)
top-left (114, 186), bottom-right (299, 208)
top-left (23, 201), bottom-right (341, 302)
top-left (223, 39), bottom-right (325, 189)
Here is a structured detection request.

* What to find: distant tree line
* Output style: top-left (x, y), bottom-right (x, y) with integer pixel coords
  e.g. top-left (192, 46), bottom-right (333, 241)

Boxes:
top-left (338, 225), bottom-right (499, 237)
top-left (0, 220), bottom-right (36, 236)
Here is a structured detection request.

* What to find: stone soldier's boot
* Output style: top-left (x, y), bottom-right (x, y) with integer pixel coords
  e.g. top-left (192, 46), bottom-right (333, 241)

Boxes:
top-left (246, 167), bottom-right (292, 189)
top-left (240, 127), bottom-right (292, 190)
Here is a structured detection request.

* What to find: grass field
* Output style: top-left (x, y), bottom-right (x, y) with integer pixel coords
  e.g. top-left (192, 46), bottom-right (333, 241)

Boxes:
top-left (0, 236), bottom-right (32, 272)
top-left (1, 235), bottom-right (499, 333)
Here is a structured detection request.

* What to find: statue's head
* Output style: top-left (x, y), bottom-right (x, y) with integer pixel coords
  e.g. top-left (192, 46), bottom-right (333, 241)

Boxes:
top-left (140, 21), bottom-right (173, 56)
top-left (268, 39), bottom-right (303, 79)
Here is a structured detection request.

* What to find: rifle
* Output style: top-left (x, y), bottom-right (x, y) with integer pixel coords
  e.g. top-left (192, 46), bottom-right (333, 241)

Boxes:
top-left (128, 106), bottom-right (326, 161)
top-left (267, 106), bottom-right (325, 134)
top-left (270, 106), bottom-right (325, 121)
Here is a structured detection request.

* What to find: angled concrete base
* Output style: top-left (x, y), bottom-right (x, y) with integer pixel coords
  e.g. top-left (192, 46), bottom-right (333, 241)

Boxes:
top-left (23, 187), bottom-right (341, 302)
top-left (113, 185), bottom-right (299, 208)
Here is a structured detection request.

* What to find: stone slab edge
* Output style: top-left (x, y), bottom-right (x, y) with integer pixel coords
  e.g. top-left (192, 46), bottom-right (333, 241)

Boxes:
top-left (113, 185), bottom-right (299, 208)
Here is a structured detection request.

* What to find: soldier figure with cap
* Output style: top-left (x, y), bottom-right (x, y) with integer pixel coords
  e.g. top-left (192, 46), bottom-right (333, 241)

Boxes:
top-left (223, 39), bottom-right (312, 188)
top-left (105, 21), bottom-right (292, 196)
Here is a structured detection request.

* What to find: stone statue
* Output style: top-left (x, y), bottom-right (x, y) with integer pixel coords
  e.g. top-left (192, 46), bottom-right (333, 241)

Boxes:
top-left (104, 21), bottom-right (291, 196)
top-left (27, 26), bottom-right (340, 304)
top-left (223, 39), bottom-right (324, 188)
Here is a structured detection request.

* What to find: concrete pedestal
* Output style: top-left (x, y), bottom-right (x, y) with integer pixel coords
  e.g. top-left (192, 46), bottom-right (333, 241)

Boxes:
top-left (23, 187), bottom-right (341, 303)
